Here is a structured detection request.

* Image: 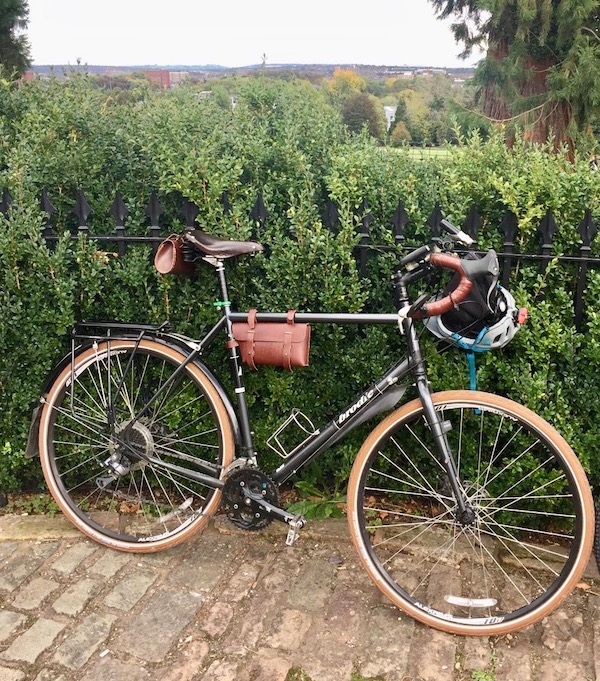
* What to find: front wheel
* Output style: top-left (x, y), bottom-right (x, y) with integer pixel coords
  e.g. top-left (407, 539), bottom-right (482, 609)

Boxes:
top-left (347, 390), bottom-right (594, 636)
top-left (39, 338), bottom-right (235, 552)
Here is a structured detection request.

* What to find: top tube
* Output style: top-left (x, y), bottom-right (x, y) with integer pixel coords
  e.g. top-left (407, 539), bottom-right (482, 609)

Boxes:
top-left (227, 312), bottom-right (400, 325)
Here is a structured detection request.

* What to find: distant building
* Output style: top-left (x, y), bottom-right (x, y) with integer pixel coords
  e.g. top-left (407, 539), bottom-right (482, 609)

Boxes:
top-left (143, 70), bottom-right (189, 88)
top-left (143, 70), bottom-right (170, 88)
top-left (384, 105), bottom-right (396, 130)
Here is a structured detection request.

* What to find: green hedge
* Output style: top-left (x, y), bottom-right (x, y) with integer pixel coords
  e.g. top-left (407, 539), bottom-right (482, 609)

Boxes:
top-left (1, 73), bottom-right (600, 494)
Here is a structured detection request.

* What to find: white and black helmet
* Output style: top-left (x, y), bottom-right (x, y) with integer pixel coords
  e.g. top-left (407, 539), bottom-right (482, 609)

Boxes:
top-left (424, 285), bottom-right (526, 352)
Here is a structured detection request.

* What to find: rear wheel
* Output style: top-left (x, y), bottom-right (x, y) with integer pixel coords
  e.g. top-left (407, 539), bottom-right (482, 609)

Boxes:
top-left (39, 338), bottom-right (235, 552)
top-left (348, 390), bottom-right (594, 635)
top-left (594, 502), bottom-right (600, 573)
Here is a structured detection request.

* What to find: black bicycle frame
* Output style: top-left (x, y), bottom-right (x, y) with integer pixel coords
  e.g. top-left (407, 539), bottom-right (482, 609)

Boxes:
top-left (200, 306), bottom-right (466, 515)
top-left (81, 258), bottom-right (469, 517)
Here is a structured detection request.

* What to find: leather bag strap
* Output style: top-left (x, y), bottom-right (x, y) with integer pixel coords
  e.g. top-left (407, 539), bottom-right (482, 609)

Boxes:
top-left (282, 310), bottom-right (296, 370)
top-left (246, 308), bottom-right (258, 370)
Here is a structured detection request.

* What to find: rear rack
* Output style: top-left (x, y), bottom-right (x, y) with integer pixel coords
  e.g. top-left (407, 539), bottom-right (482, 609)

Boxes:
top-left (72, 321), bottom-right (170, 341)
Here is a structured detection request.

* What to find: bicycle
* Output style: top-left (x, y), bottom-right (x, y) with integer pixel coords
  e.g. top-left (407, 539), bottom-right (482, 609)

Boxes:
top-left (28, 219), bottom-right (594, 636)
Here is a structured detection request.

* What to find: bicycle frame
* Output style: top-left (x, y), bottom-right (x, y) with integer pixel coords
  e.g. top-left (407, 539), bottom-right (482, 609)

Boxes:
top-left (58, 253), bottom-right (471, 522)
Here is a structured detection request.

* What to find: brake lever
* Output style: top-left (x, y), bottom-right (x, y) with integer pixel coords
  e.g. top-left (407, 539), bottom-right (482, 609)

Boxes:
top-left (408, 293), bottom-right (430, 316)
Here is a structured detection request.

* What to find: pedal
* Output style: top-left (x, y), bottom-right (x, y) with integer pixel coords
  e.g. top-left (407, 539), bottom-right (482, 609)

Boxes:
top-left (286, 515), bottom-right (306, 546)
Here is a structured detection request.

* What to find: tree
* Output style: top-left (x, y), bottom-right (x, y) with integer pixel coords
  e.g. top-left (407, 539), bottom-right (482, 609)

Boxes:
top-left (327, 68), bottom-right (367, 105)
top-left (389, 120), bottom-right (412, 146)
top-left (429, 0), bottom-right (600, 155)
top-left (0, 0), bottom-right (31, 77)
top-left (341, 92), bottom-right (386, 140)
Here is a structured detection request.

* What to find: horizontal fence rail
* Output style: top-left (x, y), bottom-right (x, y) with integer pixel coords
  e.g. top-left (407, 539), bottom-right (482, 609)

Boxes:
top-left (1, 187), bottom-right (598, 331)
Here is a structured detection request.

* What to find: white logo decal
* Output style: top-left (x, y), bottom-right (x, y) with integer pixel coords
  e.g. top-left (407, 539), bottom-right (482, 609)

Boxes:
top-left (338, 390), bottom-right (375, 425)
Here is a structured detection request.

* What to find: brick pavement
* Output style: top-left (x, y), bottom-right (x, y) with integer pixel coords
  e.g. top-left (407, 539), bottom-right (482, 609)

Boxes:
top-left (0, 514), bottom-right (598, 681)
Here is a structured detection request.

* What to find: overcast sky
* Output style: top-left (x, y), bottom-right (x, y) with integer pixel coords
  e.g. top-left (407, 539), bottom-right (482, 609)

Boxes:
top-left (26, 0), bottom-right (485, 68)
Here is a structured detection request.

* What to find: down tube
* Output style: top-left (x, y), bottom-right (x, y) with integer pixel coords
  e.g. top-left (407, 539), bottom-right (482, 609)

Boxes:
top-left (270, 356), bottom-right (413, 485)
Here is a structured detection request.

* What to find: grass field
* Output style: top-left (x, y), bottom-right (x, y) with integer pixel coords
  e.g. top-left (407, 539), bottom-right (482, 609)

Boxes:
top-left (404, 146), bottom-right (452, 160)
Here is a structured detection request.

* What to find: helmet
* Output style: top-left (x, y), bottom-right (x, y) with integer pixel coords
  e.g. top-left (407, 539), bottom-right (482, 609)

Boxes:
top-left (423, 285), bottom-right (527, 352)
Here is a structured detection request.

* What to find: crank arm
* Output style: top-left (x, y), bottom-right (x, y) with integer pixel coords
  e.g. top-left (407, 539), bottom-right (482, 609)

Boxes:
top-left (243, 488), bottom-right (306, 544)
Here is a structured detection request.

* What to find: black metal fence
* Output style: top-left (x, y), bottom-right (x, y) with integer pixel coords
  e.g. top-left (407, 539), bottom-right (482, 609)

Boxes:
top-left (1, 187), bottom-right (599, 331)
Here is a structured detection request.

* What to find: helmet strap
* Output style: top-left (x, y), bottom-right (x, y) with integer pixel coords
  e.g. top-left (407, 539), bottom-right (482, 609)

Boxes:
top-left (466, 351), bottom-right (478, 391)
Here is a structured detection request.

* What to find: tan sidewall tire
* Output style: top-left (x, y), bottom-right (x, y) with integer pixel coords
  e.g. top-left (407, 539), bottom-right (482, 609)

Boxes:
top-left (39, 339), bottom-right (235, 553)
top-left (347, 390), bottom-right (594, 636)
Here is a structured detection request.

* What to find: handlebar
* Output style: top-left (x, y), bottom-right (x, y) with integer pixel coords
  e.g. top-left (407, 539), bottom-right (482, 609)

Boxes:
top-left (411, 252), bottom-right (473, 319)
top-left (396, 219), bottom-right (496, 319)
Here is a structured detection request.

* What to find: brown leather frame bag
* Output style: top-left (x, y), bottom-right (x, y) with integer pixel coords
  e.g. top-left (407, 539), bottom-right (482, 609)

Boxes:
top-left (231, 309), bottom-right (311, 371)
top-left (154, 235), bottom-right (195, 275)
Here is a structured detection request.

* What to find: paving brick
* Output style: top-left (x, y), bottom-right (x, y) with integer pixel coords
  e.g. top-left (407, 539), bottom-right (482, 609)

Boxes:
top-left (79, 657), bottom-right (151, 681)
top-left (265, 609), bottom-right (312, 651)
top-left (0, 618), bottom-right (65, 664)
top-left (286, 556), bottom-right (336, 611)
top-left (0, 516), bottom-right (80, 542)
top-left (494, 632), bottom-right (533, 681)
top-left (221, 589), bottom-right (280, 655)
top-left (87, 549), bottom-right (132, 578)
top-left (116, 588), bottom-right (205, 662)
top-left (358, 606), bottom-right (414, 681)
top-left (200, 601), bottom-right (234, 639)
top-left (0, 612), bottom-right (27, 644)
top-left (595, 608), bottom-right (600, 681)
top-left (237, 648), bottom-right (291, 681)
top-left (33, 672), bottom-right (67, 681)
top-left (50, 542), bottom-right (96, 574)
top-left (295, 568), bottom-right (364, 681)
top-left (11, 577), bottom-right (59, 610)
top-left (51, 577), bottom-right (102, 615)
top-left (153, 640), bottom-right (210, 681)
top-left (461, 636), bottom-right (494, 675)
top-left (0, 541), bottom-right (20, 560)
top-left (219, 562), bottom-right (260, 602)
top-left (199, 659), bottom-right (239, 681)
top-left (406, 626), bottom-right (457, 681)
top-left (52, 612), bottom-right (117, 669)
top-left (0, 667), bottom-right (26, 681)
top-left (0, 543), bottom-right (58, 591)
top-left (103, 570), bottom-right (158, 611)
top-left (165, 535), bottom-right (240, 593)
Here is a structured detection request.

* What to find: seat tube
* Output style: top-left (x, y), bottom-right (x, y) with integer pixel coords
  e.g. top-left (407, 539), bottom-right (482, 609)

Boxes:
top-left (213, 259), bottom-right (256, 458)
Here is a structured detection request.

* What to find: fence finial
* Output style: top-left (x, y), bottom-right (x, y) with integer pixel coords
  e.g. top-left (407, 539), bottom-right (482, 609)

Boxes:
top-left (40, 188), bottom-right (57, 247)
top-left (538, 209), bottom-right (558, 274)
top-left (391, 200), bottom-right (409, 243)
top-left (427, 202), bottom-right (444, 238)
top-left (181, 199), bottom-right (199, 231)
top-left (73, 190), bottom-right (92, 233)
top-left (110, 191), bottom-right (128, 227)
top-left (250, 193), bottom-right (269, 232)
top-left (0, 188), bottom-right (13, 217)
top-left (462, 204), bottom-right (481, 242)
top-left (322, 199), bottom-right (339, 233)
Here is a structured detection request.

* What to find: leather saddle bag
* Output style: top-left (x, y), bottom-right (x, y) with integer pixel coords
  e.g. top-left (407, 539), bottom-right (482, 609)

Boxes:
top-left (232, 309), bottom-right (311, 371)
top-left (154, 235), bottom-right (195, 275)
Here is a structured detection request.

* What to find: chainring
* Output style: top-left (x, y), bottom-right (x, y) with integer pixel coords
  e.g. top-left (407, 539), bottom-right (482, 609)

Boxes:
top-left (221, 468), bottom-right (280, 531)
